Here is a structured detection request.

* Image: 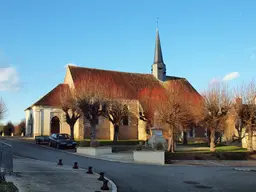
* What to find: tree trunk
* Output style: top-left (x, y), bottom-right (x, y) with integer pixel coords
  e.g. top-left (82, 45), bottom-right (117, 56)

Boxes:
top-left (113, 124), bottom-right (119, 143)
top-left (168, 126), bottom-right (175, 153)
top-left (70, 125), bottom-right (74, 140)
top-left (183, 131), bottom-right (188, 145)
top-left (210, 129), bottom-right (216, 152)
top-left (247, 126), bottom-right (253, 152)
top-left (90, 123), bottom-right (96, 147)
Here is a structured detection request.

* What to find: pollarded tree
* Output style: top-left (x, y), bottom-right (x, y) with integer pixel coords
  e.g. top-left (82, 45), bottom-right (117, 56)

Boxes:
top-left (101, 101), bottom-right (129, 142)
top-left (100, 83), bottom-right (133, 142)
top-left (73, 74), bottom-right (109, 146)
top-left (232, 97), bottom-right (246, 144)
top-left (200, 83), bottom-right (232, 152)
top-left (233, 81), bottom-right (256, 152)
top-left (138, 87), bottom-right (164, 136)
top-left (60, 86), bottom-right (81, 139)
top-left (156, 82), bottom-right (197, 152)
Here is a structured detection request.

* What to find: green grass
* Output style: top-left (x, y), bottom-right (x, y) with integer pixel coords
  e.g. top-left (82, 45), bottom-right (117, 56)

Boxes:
top-left (176, 145), bottom-right (246, 153)
top-left (215, 145), bottom-right (246, 152)
top-left (0, 181), bottom-right (18, 192)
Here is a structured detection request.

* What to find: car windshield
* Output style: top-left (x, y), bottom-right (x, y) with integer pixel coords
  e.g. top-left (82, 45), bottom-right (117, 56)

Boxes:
top-left (57, 134), bottom-right (70, 139)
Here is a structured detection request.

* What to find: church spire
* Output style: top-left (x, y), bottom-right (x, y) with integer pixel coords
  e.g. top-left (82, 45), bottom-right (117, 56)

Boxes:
top-left (153, 29), bottom-right (164, 64)
top-left (151, 27), bottom-right (166, 81)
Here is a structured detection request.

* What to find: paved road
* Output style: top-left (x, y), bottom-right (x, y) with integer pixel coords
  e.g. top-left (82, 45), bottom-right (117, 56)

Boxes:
top-left (2, 138), bottom-right (256, 192)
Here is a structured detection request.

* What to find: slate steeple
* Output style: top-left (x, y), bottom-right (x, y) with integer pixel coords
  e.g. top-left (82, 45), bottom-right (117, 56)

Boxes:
top-left (154, 29), bottom-right (164, 64)
top-left (151, 28), bottom-right (166, 81)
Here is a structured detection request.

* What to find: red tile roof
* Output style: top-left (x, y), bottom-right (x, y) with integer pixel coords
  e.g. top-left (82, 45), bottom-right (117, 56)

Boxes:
top-left (25, 84), bottom-right (69, 110)
top-left (26, 66), bottom-right (202, 109)
top-left (69, 66), bottom-right (164, 100)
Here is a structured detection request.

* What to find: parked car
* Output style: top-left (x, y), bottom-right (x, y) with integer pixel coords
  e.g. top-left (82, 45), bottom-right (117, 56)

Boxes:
top-left (48, 133), bottom-right (77, 149)
top-left (35, 135), bottom-right (50, 144)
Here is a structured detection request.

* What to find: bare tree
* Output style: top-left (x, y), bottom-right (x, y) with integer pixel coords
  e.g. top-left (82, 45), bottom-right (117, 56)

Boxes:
top-left (233, 81), bottom-right (256, 152)
top-left (15, 119), bottom-right (26, 136)
top-left (101, 100), bottom-right (129, 142)
top-left (156, 83), bottom-right (196, 153)
top-left (60, 86), bottom-right (81, 140)
top-left (0, 98), bottom-right (6, 121)
top-left (232, 97), bottom-right (246, 143)
top-left (138, 88), bottom-right (162, 136)
top-left (73, 75), bottom-right (109, 146)
top-left (200, 83), bottom-right (232, 152)
top-left (99, 83), bottom-right (130, 142)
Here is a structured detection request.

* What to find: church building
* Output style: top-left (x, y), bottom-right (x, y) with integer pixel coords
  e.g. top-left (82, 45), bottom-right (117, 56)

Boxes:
top-left (25, 29), bottom-right (203, 140)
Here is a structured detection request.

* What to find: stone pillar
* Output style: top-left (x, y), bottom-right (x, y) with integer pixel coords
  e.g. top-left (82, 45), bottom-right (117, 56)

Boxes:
top-left (109, 123), bottom-right (114, 141)
top-left (34, 108), bottom-right (41, 136)
top-left (138, 120), bottom-right (147, 141)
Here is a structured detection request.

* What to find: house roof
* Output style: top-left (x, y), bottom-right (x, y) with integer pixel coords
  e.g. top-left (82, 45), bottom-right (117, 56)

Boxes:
top-left (25, 84), bottom-right (69, 110)
top-left (26, 65), bottom-right (202, 110)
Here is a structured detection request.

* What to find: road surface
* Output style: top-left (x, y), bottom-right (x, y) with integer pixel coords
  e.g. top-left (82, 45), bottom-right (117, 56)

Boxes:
top-left (2, 138), bottom-right (256, 192)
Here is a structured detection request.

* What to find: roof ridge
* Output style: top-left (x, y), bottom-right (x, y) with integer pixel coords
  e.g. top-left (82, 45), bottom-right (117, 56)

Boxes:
top-left (68, 65), bottom-right (151, 76)
top-left (24, 83), bottom-right (67, 111)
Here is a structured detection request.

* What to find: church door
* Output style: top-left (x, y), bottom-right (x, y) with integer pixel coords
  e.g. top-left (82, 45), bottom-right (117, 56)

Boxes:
top-left (51, 116), bottom-right (60, 134)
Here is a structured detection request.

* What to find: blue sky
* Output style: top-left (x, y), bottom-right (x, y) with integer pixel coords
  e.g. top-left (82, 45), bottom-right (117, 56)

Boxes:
top-left (0, 0), bottom-right (256, 124)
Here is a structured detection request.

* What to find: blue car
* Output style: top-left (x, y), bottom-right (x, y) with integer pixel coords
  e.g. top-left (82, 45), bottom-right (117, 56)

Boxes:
top-left (48, 133), bottom-right (77, 149)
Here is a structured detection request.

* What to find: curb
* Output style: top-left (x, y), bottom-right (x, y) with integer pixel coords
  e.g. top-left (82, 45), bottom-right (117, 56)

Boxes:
top-left (12, 155), bottom-right (117, 192)
top-left (4, 138), bottom-right (118, 192)
top-left (234, 168), bottom-right (256, 172)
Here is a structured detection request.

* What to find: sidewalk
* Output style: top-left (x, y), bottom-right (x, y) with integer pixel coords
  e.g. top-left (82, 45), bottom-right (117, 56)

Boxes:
top-left (6, 156), bottom-right (114, 192)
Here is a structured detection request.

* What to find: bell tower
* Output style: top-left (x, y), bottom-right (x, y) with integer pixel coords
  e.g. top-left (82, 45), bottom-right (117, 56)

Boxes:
top-left (151, 29), bottom-right (166, 81)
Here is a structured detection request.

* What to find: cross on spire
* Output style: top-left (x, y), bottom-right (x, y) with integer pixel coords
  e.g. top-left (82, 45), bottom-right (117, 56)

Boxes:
top-left (156, 17), bottom-right (159, 29)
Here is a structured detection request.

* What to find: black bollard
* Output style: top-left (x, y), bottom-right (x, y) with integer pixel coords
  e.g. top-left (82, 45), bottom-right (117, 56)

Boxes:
top-left (57, 159), bottom-right (63, 166)
top-left (101, 179), bottom-right (109, 190)
top-left (73, 162), bottom-right (79, 169)
top-left (87, 166), bottom-right (93, 174)
top-left (98, 172), bottom-right (105, 181)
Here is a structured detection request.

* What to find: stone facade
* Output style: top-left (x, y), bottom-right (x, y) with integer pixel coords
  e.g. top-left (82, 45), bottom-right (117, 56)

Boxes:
top-left (82, 100), bottom-right (147, 140)
top-left (25, 100), bottom-right (148, 141)
top-left (25, 106), bottom-right (73, 137)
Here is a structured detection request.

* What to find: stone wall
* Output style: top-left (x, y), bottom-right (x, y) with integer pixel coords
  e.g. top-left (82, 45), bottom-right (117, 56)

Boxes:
top-left (83, 100), bottom-right (140, 140)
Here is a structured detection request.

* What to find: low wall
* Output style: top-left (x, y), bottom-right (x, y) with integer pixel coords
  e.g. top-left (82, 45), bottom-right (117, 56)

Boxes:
top-left (133, 151), bottom-right (165, 165)
top-left (77, 147), bottom-right (112, 156)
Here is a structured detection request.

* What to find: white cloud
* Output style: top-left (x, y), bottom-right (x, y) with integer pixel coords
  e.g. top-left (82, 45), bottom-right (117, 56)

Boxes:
top-left (0, 66), bottom-right (20, 91)
top-left (223, 72), bottom-right (240, 81)
top-left (64, 63), bottom-right (77, 68)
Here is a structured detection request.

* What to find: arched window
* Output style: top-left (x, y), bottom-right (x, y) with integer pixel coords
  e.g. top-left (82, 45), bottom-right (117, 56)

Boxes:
top-left (122, 105), bottom-right (129, 126)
